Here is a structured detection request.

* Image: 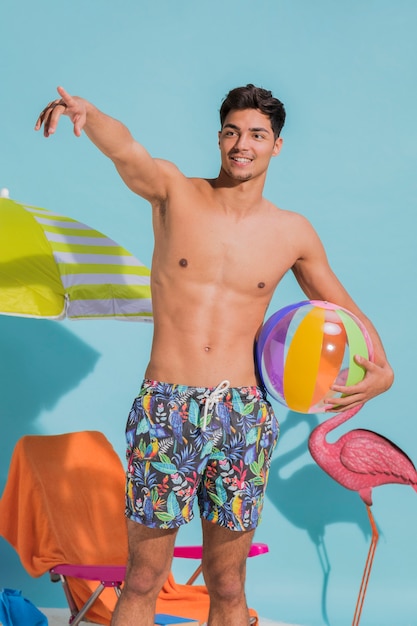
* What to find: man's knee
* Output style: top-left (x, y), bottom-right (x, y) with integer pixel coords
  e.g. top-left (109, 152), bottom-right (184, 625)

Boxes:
top-left (124, 557), bottom-right (170, 598)
top-left (124, 522), bottom-right (177, 598)
top-left (203, 560), bottom-right (246, 602)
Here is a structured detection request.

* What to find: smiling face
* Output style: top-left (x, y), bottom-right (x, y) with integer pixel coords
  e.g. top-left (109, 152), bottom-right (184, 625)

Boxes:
top-left (218, 108), bottom-right (283, 183)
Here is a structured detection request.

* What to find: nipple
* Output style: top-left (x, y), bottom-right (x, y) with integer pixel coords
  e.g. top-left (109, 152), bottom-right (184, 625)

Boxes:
top-left (179, 258), bottom-right (188, 267)
top-left (258, 282), bottom-right (265, 289)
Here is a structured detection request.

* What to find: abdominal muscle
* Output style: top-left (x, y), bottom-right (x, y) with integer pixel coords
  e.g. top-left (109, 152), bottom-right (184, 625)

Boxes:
top-left (144, 278), bottom-right (269, 388)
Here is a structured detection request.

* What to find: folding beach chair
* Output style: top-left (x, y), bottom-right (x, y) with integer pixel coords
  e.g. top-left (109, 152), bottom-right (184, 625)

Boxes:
top-left (0, 431), bottom-right (268, 625)
top-left (50, 541), bottom-right (268, 626)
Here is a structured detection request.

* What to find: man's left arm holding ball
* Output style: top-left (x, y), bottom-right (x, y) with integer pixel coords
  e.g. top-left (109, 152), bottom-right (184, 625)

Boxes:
top-left (289, 215), bottom-right (394, 411)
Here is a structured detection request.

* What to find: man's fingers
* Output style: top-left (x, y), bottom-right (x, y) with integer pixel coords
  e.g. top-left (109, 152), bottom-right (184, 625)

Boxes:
top-left (35, 88), bottom-right (84, 138)
top-left (57, 86), bottom-right (73, 107)
top-left (72, 114), bottom-right (83, 137)
top-left (35, 97), bottom-right (69, 136)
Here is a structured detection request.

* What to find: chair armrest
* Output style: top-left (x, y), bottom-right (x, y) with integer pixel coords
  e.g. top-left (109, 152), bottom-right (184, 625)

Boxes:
top-left (50, 564), bottom-right (126, 586)
top-left (173, 542), bottom-right (269, 560)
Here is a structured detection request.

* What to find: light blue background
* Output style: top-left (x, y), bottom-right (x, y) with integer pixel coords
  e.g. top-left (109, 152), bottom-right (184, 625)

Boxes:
top-left (1, 2), bottom-right (416, 625)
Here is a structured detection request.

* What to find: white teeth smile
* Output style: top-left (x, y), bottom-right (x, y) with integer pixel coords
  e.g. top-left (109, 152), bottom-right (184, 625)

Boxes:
top-left (232, 157), bottom-right (251, 163)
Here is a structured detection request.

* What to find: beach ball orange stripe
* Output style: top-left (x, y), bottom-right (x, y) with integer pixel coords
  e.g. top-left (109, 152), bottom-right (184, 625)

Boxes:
top-left (283, 307), bottom-right (346, 412)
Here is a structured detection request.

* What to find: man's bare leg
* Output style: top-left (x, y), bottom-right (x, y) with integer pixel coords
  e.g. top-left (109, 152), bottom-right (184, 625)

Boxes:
top-left (201, 519), bottom-right (255, 626)
top-left (111, 520), bottom-right (178, 626)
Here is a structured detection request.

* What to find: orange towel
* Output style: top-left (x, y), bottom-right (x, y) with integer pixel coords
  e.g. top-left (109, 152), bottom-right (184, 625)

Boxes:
top-left (0, 431), bottom-right (258, 625)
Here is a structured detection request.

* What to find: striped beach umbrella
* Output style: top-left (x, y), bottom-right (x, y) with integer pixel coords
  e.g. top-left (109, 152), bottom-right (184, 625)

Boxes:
top-left (0, 195), bottom-right (152, 321)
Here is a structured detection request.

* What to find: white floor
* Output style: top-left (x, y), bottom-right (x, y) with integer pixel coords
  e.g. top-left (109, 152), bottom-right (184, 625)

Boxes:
top-left (41, 607), bottom-right (295, 625)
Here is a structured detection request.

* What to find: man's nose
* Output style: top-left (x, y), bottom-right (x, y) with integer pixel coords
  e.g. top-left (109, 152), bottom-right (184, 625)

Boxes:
top-left (234, 133), bottom-right (249, 150)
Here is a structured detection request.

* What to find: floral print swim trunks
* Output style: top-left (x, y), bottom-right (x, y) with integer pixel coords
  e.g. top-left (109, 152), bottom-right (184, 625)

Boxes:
top-left (125, 379), bottom-right (279, 531)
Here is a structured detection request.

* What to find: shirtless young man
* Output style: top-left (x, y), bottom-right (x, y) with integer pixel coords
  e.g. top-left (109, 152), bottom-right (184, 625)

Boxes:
top-left (35, 84), bottom-right (393, 626)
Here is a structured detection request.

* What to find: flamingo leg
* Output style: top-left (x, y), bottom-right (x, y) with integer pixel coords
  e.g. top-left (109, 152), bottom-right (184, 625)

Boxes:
top-left (351, 505), bottom-right (379, 626)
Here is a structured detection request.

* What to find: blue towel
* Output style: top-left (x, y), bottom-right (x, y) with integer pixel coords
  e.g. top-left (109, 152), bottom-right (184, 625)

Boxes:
top-left (0, 588), bottom-right (47, 626)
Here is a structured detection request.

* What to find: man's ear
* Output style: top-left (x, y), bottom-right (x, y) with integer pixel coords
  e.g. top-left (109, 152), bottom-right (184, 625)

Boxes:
top-left (272, 136), bottom-right (283, 157)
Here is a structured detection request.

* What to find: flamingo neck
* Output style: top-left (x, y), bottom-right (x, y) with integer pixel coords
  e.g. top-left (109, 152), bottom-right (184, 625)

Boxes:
top-left (309, 406), bottom-right (362, 445)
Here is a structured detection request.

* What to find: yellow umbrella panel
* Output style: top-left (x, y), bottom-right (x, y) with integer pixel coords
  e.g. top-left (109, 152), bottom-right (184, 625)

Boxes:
top-left (0, 198), bottom-right (152, 321)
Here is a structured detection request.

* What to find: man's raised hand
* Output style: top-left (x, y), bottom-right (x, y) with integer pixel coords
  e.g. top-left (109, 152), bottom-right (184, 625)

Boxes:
top-left (35, 86), bottom-right (87, 138)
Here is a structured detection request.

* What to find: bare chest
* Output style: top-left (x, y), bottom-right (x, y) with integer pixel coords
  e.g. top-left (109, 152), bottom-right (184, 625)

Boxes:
top-left (153, 203), bottom-right (295, 296)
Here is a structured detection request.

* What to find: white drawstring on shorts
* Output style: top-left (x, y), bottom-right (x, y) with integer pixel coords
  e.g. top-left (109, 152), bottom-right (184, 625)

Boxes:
top-left (201, 379), bottom-right (230, 431)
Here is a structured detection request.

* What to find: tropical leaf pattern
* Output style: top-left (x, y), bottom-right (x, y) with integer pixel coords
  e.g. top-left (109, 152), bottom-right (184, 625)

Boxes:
top-left (125, 379), bottom-right (279, 531)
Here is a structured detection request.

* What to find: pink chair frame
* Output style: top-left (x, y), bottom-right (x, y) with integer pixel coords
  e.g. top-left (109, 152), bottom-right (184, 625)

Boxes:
top-left (50, 543), bottom-right (269, 625)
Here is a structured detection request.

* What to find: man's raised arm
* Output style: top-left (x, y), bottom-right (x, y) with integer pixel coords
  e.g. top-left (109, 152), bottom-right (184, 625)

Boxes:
top-left (35, 86), bottom-right (171, 203)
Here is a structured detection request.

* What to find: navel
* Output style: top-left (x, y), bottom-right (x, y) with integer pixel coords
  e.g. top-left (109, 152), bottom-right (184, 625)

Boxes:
top-left (204, 346), bottom-right (211, 352)
top-left (258, 282), bottom-right (265, 289)
top-left (179, 258), bottom-right (188, 267)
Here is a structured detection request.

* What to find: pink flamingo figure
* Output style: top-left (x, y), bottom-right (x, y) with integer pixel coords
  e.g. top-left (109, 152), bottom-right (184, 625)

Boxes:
top-left (308, 405), bottom-right (417, 625)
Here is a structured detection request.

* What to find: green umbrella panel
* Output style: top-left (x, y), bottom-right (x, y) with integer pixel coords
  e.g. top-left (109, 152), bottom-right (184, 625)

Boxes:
top-left (0, 198), bottom-right (152, 321)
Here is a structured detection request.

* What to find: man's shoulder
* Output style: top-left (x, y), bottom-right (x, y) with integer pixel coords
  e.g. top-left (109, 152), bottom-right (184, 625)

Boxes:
top-left (154, 158), bottom-right (183, 177)
top-left (156, 160), bottom-right (207, 189)
top-left (264, 200), bottom-right (311, 225)
top-left (261, 203), bottom-right (318, 247)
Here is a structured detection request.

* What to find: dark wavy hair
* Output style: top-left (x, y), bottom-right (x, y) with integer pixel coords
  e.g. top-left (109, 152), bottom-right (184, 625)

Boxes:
top-left (220, 84), bottom-right (286, 139)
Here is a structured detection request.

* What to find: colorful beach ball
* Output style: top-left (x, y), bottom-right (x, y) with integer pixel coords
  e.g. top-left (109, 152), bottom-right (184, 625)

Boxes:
top-left (256, 300), bottom-right (373, 413)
